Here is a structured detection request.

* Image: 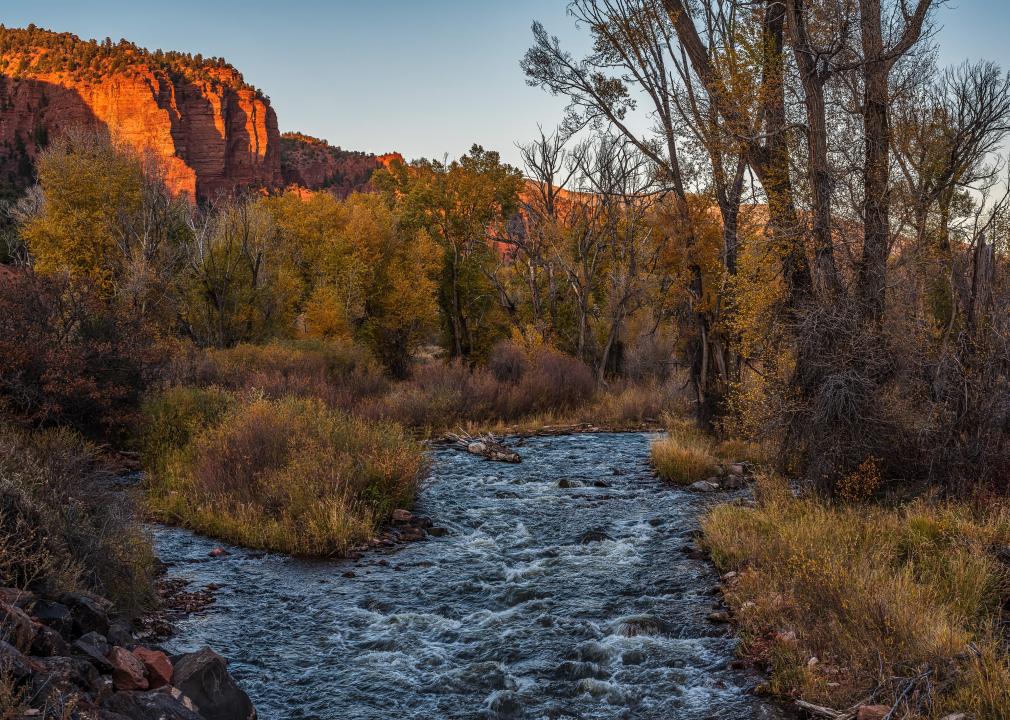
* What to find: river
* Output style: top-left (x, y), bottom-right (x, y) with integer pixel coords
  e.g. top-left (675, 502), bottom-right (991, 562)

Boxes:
top-left (152, 432), bottom-right (787, 719)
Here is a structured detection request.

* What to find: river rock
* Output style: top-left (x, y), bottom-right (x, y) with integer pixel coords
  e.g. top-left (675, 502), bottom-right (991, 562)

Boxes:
top-left (109, 646), bottom-right (149, 691)
top-left (74, 633), bottom-right (113, 673)
top-left (721, 474), bottom-right (746, 490)
top-left (33, 655), bottom-right (100, 696)
top-left (60, 592), bottom-right (111, 636)
top-left (0, 640), bottom-right (33, 683)
top-left (31, 599), bottom-right (75, 637)
top-left (689, 480), bottom-right (720, 492)
top-left (173, 648), bottom-right (257, 720)
top-left (133, 647), bottom-right (173, 689)
top-left (0, 602), bottom-right (35, 652)
top-left (428, 527), bottom-right (448, 537)
top-left (0, 587), bottom-right (35, 610)
top-left (577, 529), bottom-right (611, 544)
top-left (728, 463), bottom-right (745, 476)
top-left (208, 547), bottom-right (230, 558)
top-left (102, 689), bottom-right (203, 720)
top-left (707, 611), bottom-right (731, 623)
top-left (107, 619), bottom-right (135, 648)
top-left (31, 621), bottom-right (70, 657)
top-left (391, 508), bottom-right (413, 524)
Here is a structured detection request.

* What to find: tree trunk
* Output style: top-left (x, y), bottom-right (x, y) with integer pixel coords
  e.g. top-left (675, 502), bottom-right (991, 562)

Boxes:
top-left (858, 0), bottom-right (891, 323)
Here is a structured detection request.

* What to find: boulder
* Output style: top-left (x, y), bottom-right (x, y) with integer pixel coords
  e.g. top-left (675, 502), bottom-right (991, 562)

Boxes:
top-left (688, 480), bottom-right (720, 492)
top-left (721, 474), bottom-right (746, 490)
top-left (0, 640), bottom-right (33, 683)
top-left (0, 602), bottom-right (36, 652)
top-left (102, 689), bottom-right (203, 720)
top-left (173, 648), bottom-right (256, 720)
top-left (856, 706), bottom-right (891, 720)
top-left (78, 631), bottom-right (111, 656)
top-left (107, 619), bottom-right (135, 648)
top-left (31, 621), bottom-right (70, 657)
top-left (397, 526), bottom-right (426, 542)
top-left (427, 527), bottom-right (449, 537)
top-left (109, 646), bottom-right (149, 691)
top-left (391, 509), bottom-right (413, 524)
top-left (33, 655), bottom-right (100, 695)
top-left (133, 647), bottom-right (173, 689)
top-left (0, 587), bottom-right (35, 610)
top-left (31, 599), bottom-right (74, 637)
top-left (60, 592), bottom-right (111, 636)
top-left (728, 463), bottom-right (746, 476)
top-left (74, 633), bottom-right (113, 673)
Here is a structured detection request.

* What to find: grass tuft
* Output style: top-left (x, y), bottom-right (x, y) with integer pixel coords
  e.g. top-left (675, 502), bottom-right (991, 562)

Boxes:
top-left (650, 420), bottom-right (719, 485)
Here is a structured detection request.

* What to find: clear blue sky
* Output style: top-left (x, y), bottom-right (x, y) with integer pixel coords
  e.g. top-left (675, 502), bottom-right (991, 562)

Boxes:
top-left (5, 1), bottom-right (1008, 166)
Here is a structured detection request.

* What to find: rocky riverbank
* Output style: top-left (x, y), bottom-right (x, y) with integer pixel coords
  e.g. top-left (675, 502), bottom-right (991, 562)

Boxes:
top-left (0, 586), bottom-right (255, 720)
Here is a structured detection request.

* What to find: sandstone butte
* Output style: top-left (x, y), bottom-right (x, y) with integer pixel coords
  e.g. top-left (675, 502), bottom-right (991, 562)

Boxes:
top-left (0, 29), bottom-right (281, 200)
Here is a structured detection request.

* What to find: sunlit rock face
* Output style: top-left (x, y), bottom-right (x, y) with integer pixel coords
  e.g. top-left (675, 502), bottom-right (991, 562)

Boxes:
top-left (279, 131), bottom-right (403, 198)
top-left (0, 27), bottom-right (282, 200)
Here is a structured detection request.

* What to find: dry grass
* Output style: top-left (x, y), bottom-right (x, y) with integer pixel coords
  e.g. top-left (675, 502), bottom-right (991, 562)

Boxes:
top-left (650, 419), bottom-right (719, 485)
top-left (144, 396), bottom-right (426, 556)
top-left (0, 426), bottom-right (155, 611)
top-left (702, 474), bottom-right (1010, 717)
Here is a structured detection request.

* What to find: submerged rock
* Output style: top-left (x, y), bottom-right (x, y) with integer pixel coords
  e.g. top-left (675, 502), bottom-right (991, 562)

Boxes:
top-left (689, 480), bottom-right (720, 492)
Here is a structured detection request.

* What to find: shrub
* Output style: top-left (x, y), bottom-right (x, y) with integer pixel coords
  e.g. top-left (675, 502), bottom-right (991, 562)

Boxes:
top-left (519, 348), bottom-right (595, 413)
top-left (145, 397), bottom-right (426, 556)
top-left (138, 386), bottom-right (234, 472)
top-left (192, 339), bottom-right (387, 411)
top-left (488, 340), bottom-right (527, 382)
top-left (702, 482), bottom-right (1010, 713)
top-left (650, 421), bottom-right (718, 484)
top-left (0, 271), bottom-right (154, 441)
top-left (0, 426), bottom-right (155, 611)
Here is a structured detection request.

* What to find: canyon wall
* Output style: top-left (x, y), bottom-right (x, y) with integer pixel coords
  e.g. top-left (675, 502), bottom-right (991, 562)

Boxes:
top-left (0, 28), bottom-right (282, 199)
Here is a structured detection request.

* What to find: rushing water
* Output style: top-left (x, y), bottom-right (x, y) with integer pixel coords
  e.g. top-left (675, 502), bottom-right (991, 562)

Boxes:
top-left (153, 432), bottom-right (786, 720)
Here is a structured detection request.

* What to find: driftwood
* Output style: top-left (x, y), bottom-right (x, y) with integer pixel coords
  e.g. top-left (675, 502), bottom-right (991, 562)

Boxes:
top-left (794, 700), bottom-right (855, 720)
top-left (446, 431), bottom-right (521, 463)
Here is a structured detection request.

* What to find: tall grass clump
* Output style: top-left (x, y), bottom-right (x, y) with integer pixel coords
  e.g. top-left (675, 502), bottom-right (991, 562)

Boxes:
top-left (702, 474), bottom-right (1010, 715)
top-left (650, 419), bottom-right (718, 485)
top-left (0, 426), bottom-right (155, 611)
top-left (144, 396), bottom-right (426, 556)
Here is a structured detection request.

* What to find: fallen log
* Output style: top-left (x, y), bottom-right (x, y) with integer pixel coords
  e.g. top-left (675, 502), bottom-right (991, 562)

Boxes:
top-left (446, 431), bottom-right (521, 463)
top-left (794, 700), bottom-right (855, 720)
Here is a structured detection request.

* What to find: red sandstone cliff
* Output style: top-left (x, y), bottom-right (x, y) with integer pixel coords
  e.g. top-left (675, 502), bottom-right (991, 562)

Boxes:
top-left (0, 27), bottom-right (282, 200)
top-left (279, 131), bottom-right (402, 198)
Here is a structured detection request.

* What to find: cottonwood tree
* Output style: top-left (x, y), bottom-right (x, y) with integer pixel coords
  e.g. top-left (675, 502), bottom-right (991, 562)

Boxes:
top-left (375, 147), bottom-right (525, 360)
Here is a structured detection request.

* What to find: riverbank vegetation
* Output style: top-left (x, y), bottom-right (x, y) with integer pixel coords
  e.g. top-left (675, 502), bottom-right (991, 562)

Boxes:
top-left (0, 424), bottom-right (155, 611)
top-left (142, 394), bottom-right (425, 556)
top-left (704, 475), bottom-right (1010, 716)
top-left (523, 0), bottom-right (1010, 716)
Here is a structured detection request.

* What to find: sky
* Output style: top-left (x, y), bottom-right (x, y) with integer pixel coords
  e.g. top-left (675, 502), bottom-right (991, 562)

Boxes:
top-left (5, 0), bottom-right (1010, 167)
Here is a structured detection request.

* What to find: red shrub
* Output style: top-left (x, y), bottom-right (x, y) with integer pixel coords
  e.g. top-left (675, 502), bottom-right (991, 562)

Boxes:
top-left (0, 270), bottom-right (152, 440)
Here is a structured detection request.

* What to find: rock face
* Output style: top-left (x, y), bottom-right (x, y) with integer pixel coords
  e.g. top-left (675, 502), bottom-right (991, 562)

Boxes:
top-left (0, 26), bottom-right (282, 200)
top-left (280, 131), bottom-right (401, 197)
